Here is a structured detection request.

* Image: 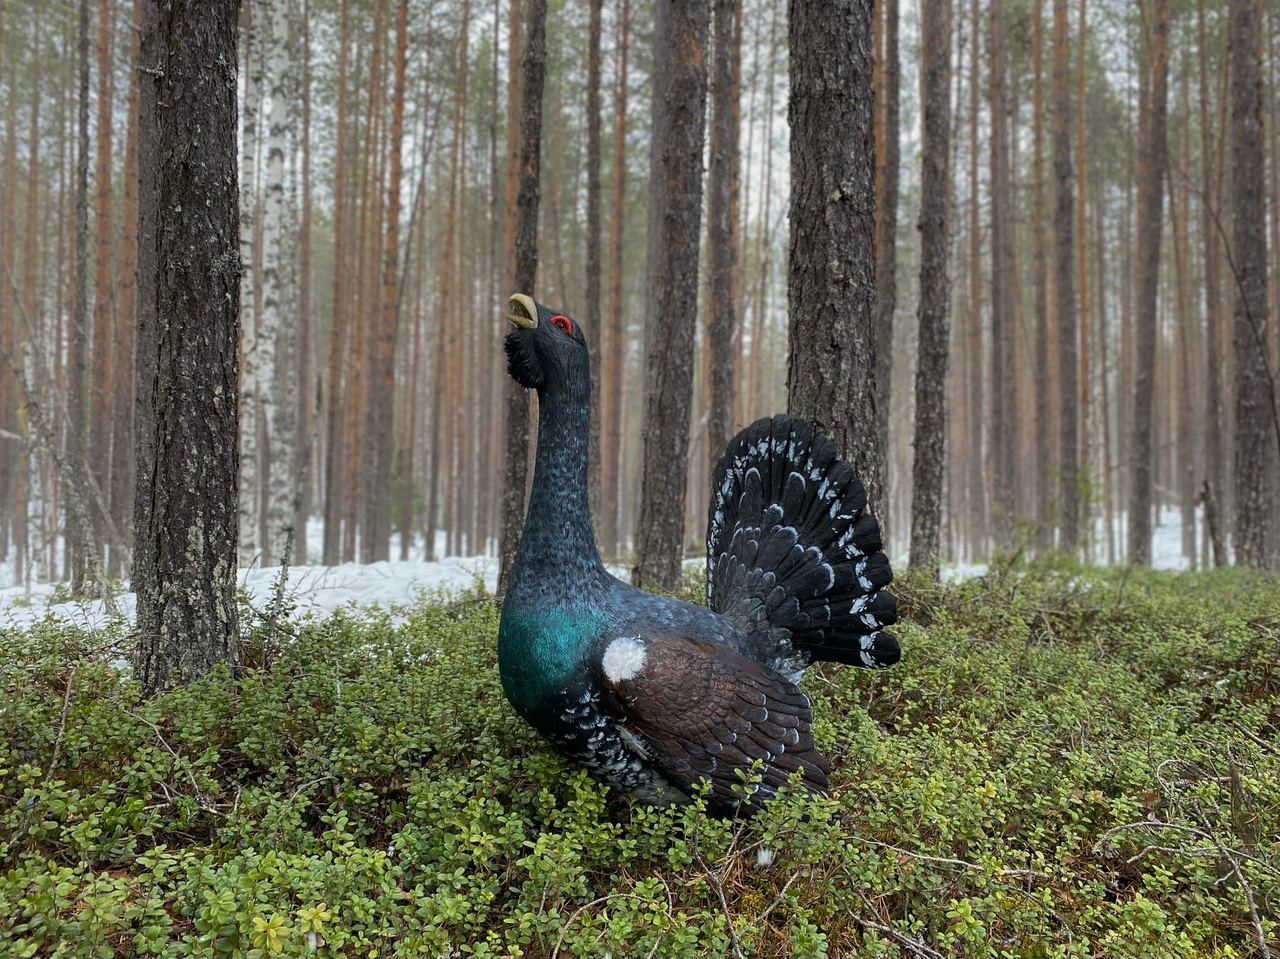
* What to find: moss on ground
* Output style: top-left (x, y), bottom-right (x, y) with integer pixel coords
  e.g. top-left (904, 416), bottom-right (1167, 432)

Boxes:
top-left (0, 563), bottom-right (1277, 957)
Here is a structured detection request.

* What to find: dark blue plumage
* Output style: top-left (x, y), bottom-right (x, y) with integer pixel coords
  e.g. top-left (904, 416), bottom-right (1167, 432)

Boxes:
top-left (498, 294), bottom-right (899, 815)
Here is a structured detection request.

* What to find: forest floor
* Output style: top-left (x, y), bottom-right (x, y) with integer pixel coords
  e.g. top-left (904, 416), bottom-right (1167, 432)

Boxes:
top-left (1, 560), bottom-right (1277, 957)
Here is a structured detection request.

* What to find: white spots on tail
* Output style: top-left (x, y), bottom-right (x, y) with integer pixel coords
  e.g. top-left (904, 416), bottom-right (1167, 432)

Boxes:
top-left (603, 635), bottom-right (647, 682)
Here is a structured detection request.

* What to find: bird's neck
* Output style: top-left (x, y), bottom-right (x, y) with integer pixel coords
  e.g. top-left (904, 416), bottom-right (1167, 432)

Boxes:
top-left (509, 381), bottom-right (604, 601)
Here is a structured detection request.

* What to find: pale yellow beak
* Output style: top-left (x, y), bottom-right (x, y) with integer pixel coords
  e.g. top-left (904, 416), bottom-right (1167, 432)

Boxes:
top-left (506, 293), bottom-right (537, 329)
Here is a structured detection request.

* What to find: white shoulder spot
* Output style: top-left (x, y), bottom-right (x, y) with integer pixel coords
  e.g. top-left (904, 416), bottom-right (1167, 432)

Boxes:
top-left (602, 635), bottom-right (647, 683)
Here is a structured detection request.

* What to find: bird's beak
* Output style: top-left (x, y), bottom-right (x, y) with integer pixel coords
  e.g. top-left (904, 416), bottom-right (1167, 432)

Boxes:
top-left (506, 293), bottom-right (537, 329)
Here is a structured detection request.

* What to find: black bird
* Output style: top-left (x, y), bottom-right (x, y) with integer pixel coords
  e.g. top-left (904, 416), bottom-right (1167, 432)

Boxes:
top-left (499, 293), bottom-right (898, 815)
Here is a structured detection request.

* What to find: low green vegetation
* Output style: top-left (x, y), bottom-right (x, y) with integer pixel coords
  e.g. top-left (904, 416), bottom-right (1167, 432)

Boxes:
top-left (1, 564), bottom-right (1277, 957)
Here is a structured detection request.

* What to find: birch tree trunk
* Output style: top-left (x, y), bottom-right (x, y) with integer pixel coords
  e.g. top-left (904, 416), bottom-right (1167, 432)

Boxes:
top-left (238, 0), bottom-right (265, 566)
top-left (259, 0), bottom-right (297, 566)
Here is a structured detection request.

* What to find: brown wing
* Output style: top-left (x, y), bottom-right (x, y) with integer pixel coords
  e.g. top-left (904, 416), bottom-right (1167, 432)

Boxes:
top-left (593, 633), bottom-right (830, 814)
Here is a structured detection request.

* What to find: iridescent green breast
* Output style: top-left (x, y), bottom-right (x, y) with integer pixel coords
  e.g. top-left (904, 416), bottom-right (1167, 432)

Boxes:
top-left (497, 607), bottom-right (606, 720)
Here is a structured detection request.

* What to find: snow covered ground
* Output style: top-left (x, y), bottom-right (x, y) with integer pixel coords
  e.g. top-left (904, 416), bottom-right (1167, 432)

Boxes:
top-left (0, 505), bottom-right (1209, 633)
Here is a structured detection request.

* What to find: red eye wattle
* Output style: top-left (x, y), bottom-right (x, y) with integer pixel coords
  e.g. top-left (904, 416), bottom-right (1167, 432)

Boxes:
top-left (550, 315), bottom-right (572, 334)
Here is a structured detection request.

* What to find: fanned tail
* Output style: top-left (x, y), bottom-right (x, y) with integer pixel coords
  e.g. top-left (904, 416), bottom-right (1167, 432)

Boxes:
top-left (706, 415), bottom-right (900, 672)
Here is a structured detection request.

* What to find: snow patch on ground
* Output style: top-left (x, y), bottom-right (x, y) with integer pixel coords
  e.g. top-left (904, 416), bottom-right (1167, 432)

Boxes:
top-left (0, 506), bottom-right (1212, 631)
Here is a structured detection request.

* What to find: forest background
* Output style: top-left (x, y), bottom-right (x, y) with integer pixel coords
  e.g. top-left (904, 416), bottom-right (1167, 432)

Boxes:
top-left (0, 0), bottom-right (1277, 595)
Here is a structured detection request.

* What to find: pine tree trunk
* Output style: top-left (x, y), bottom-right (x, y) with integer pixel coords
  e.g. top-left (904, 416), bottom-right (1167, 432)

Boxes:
top-left (873, 0), bottom-right (899, 534)
top-left (1128, 0), bottom-right (1170, 566)
top-left (1197, 0), bottom-right (1226, 566)
top-left (14, 23), bottom-right (41, 585)
top-left (68, 0), bottom-right (91, 590)
top-left (706, 0), bottom-right (740, 471)
top-left (908, 0), bottom-right (951, 574)
top-left (586, 0), bottom-right (604, 538)
top-left (498, 0), bottom-right (548, 598)
top-left (1029, 0), bottom-right (1052, 552)
top-left (965, 0), bottom-right (985, 558)
top-left (1171, 77), bottom-right (1197, 566)
top-left (136, 0), bottom-right (241, 696)
top-left (602, 0), bottom-right (630, 560)
top-left (344, 21), bottom-right (380, 563)
top-left (1229, 0), bottom-right (1276, 568)
top-left (1052, 0), bottom-right (1079, 554)
top-left (1094, 178), bottom-right (1116, 563)
top-left (360, 0), bottom-right (409, 564)
top-left (133, 0), bottom-right (159, 595)
top-left (321, 0), bottom-right (351, 565)
top-left (786, 0), bottom-right (883, 517)
top-left (632, 0), bottom-right (709, 592)
top-left (989, 0), bottom-right (1016, 548)
top-left (0, 0), bottom-right (9, 566)
top-left (1074, 0), bottom-right (1090, 555)
top-left (89, 0), bottom-right (116, 569)
top-left (110, 0), bottom-right (142, 576)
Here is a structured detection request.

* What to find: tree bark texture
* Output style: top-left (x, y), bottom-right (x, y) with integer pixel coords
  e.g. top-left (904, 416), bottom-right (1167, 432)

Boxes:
top-left (262, 0), bottom-right (298, 565)
top-left (873, 0), bottom-right (898, 535)
top-left (1032, 0), bottom-right (1052, 549)
top-left (586, 0), bottom-right (604, 534)
top-left (786, 0), bottom-right (884, 518)
top-left (707, 0), bottom-right (740, 468)
top-left (320, 0), bottom-right (350, 566)
top-left (132, 0), bottom-right (159, 604)
top-left (498, 0), bottom-right (548, 598)
top-left (237, 0), bottom-right (265, 566)
top-left (1229, 0), bottom-right (1275, 568)
top-left (361, 0), bottom-right (409, 563)
top-left (989, 0), bottom-right (1016, 548)
top-left (90, 0), bottom-right (116, 568)
top-left (110, 0), bottom-right (143, 576)
top-left (908, 0), bottom-right (950, 573)
top-left (69, 0), bottom-right (91, 590)
top-left (1052, 0), bottom-right (1079, 553)
top-left (136, 0), bottom-right (242, 696)
top-left (965, 0), bottom-right (986, 556)
top-left (1128, 0), bottom-right (1169, 566)
top-left (632, 0), bottom-right (709, 592)
top-left (1198, 0), bottom-right (1227, 567)
top-left (601, 0), bottom-right (630, 559)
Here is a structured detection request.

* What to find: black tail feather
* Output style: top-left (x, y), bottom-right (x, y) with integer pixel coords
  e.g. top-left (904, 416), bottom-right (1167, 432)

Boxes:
top-left (707, 415), bottom-right (899, 672)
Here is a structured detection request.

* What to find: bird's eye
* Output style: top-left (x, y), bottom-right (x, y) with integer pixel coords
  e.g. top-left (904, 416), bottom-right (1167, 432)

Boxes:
top-left (550, 315), bottom-right (573, 335)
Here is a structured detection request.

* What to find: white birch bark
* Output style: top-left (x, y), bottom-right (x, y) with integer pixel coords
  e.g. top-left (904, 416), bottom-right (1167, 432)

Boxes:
top-left (238, 0), bottom-right (266, 566)
top-left (261, 0), bottom-right (297, 565)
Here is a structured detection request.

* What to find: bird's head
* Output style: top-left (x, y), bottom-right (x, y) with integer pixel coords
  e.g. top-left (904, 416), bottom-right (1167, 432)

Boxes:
top-left (503, 293), bottom-right (590, 395)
